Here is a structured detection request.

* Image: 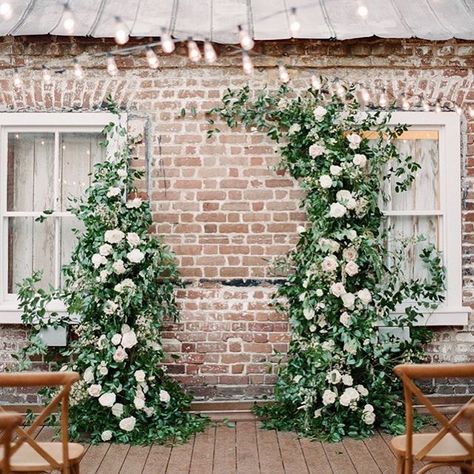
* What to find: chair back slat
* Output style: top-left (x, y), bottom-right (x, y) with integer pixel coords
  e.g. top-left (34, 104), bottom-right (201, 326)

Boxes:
top-left (0, 412), bottom-right (23, 474)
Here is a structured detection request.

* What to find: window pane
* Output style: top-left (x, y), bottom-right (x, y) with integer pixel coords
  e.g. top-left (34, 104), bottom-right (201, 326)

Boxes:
top-left (59, 133), bottom-right (105, 211)
top-left (7, 217), bottom-right (55, 293)
top-left (7, 133), bottom-right (55, 211)
top-left (59, 217), bottom-right (84, 287)
top-left (390, 133), bottom-right (440, 211)
top-left (389, 215), bottom-right (440, 281)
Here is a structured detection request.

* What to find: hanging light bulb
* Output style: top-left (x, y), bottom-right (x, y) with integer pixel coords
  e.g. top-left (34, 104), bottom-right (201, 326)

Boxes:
top-left (160, 28), bottom-right (175, 53)
top-left (311, 75), bottom-right (321, 90)
top-left (289, 7), bottom-right (300, 36)
top-left (238, 25), bottom-right (254, 51)
top-left (360, 86), bottom-right (371, 104)
top-left (242, 51), bottom-right (254, 75)
top-left (357, 4), bottom-right (368, 18)
top-left (73, 59), bottom-right (84, 80)
top-left (42, 66), bottom-right (52, 85)
top-left (106, 53), bottom-right (118, 76)
top-left (13, 69), bottom-right (22, 89)
top-left (435, 101), bottom-right (442, 113)
top-left (62, 4), bottom-right (75, 34)
top-left (145, 46), bottom-right (159, 69)
top-left (187, 38), bottom-right (201, 63)
top-left (335, 80), bottom-right (345, 99)
top-left (469, 106), bottom-right (474, 119)
top-left (378, 89), bottom-right (388, 108)
top-left (278, 64), bottom-right (289, 83)
top-left (114, 16), bottom-right (129, 45)
top-left (204, 40), bottom-right (217, 64)
top-left (0, 2), bottom-right (12, 20)
top-left (401, 94), bottom-right (410, 110)
top-left (455, 104), bottom-right (463, 115)
top-left (422, 97), bottom-right (430, 112)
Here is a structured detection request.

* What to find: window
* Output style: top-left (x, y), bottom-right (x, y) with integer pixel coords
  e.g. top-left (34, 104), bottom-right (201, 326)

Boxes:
top-left (384, 112), bottom-right (468, 326)
top-left (0, 113), bottom-right (114, 323)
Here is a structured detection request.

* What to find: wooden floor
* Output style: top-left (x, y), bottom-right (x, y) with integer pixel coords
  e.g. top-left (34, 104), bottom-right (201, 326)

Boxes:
top-left (31, 421), bottom-right (467, 474)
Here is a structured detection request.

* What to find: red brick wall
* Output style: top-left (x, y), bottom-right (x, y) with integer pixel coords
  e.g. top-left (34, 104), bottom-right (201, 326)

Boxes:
top-left (0, 36), bottom-right (473, 400)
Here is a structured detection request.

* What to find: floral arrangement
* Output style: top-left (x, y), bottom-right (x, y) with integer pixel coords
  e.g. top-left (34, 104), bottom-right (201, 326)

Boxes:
top-left (208, 82), bottom-right (445, 441)
top-left (17, 101), bottom-right (207, 444)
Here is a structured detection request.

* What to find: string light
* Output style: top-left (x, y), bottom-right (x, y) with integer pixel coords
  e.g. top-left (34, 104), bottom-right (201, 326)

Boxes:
top-left (311, 75), bottom-right (321, 90)
top-left (160, 28), bottom-right (175, 54)
top-left (335, 80), bottom-right (345, 99)
top-left (13, 69), bottom-right (22, 89)
top-left (289, 8), bottom-right (300, 36)
top-left (242, 51), bottom-right (254, 75)
top-left (187, 38), bottom-right (201, 63)
top-left (422, 97), bottom-right (431, 112)
top-left (0, 2), bottom-right (12, 20)
top-left (378, 89), bottom-right (388, 108)
top-left (435, 101), bottom-right (442, 113)
top-left (357, 5), bottom-right (368, 18)
top-left (238, 25), bottom-right (254, 51)
top-left (62, 4), bottom-right (75, 34)
top-left (145, 46), bottom-right (159, 69)
top-left (455, 104), bottom-right (463, 115)
top-left (73, 59), bottom-right (84, 79)
top-left (114, 16), bottom-right (129, 45)
top-left (401, 94), bottom-right (410, 110)
top-left (106, 53), bottom-right (118, 76)
top-left (278, 64), bottom-right (289, 83)
top-left (204, 40), bottom-right (217, 64)
top-left (42, 66), bottom-right (52, 85)
top-left (469, 106), bottom-right (474, 119)
top-left (359, 87), bottom-right (371, 105)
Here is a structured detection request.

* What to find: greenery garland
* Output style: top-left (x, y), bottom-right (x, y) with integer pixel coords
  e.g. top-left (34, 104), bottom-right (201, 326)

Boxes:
top-left (208, 82), bottom-right (445, 441)
top-left (17, 101), bottom-right (207, 444)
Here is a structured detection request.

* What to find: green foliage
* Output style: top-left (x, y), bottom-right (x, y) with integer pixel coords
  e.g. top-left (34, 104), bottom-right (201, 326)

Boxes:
top-left (17, 103), bottom-right (207, 444)
top-left (208, 81), bottom-right (445, 441)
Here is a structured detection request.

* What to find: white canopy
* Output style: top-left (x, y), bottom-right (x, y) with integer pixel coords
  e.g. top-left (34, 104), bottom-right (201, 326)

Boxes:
top-left (2, 0), bottom-right (474, 42)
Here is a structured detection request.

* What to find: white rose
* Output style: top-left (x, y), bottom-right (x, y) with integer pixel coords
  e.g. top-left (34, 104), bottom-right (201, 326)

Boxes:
top-left (119, 416), bottom-right (136, 432)
top-left (345, 261), bottom-right (359, 276)
top-left (105, 229), bottom-right (125, 244)
top-left (329, 202), bottom-right (347, 218)
top-left (126, 232), bottom-right (141, 247)
top-left (107, 187), bottom-right (121, 198)
top-left (322, 340), bottom-right (335, 352)
top-left (330, 282), bottom-right (346, 297)
top-left (134, 370), bottom-right (146, 383)
top-left (316, 289), bottom-right (324, 297)
top-left (121, 331), bottom-right (138, 349)
top-left (92, 254), bottom-right (107, 268)
top-left (321, 255), bottom-right (338, 273)
top-left (87, 384), bottom-right (101, 397)
top-left (98, 270), bottom-right (109, 282)
top-left (98, 364), bottom-right (108, 376)
top-left (112, 403), bottom-right (124, 417)
top-left (346, 198), bottom-right (357, 210)
top-left (99, 243), bottom-right (113, 256)
top-left (144, 406), bottom-right (155, 417)
top-left (319, 175), bottom-right (333, 189)
top-left (353, 154), bottom-right (367, 167)
top-left (119, 279), bottom-right (136, 292)
top-left (347, 230), bottom-right (357, 241)
top-left (134, 397), bottom-right (145, 410)
top-left (364, 404), bottom-right (374, 413)
top-left (309, 324), bottom-right (317, 332)
top-left (117, 168), bottom-right (127, 178)
top-left (363, 411), bottom-right (376, 425)
top-left (104, 300), bottom-right (118, 315)
top-left (339, 392), bottom-right (352, 407)
top-left (309, 143), bottom-right (325, 158)
top-left (319, 238), bottom-right (340, 253)
top-left (98, 392), bottom-right (116, 407)
top-left (347, 133), bottom-right (362, 150)
top-left (341, 292), bottom-right (356, 309)
top-left (336, 190), bottom-right (353, 202)
top-left (357, 385), bottom-right (369, 396)
top-left (339, 312), bottom-right (351, 328)
top-left (343, 247), bottom-right (358, 261)
top-left (357, 288), bottom-right (372, 305)
top-left (342, 374), bottom-right (353, 386)
top-left (111, 334), bottom-right (122, 346)
top-left (326, 369), bottom-right (342, 384)
top-left (113, 346), bottom-right (128, 363)
top-left (303, 308), bottom-right (315, 320)
top-left (83, 367), bottom-right (94, 384)
top-left (322, 389), bottom-right (337, 406)
top-left (126, 198), bottom-right (142, 209)
top-left (341, 387), bottom-right (360, 406)
top-left (344, 341), bottom-right (357, 355)
top-left (127, 249), bottom-right (145, 264)
top-left (330, 165), bottom-right (342, 176)
top-left (313, 105), bottom-right (327, 122)
top-left (97, 335), bottom-right (107, 349)
top-left (110, 260), bottom-right (125, 275)
top-left (314, 409), bottom-right (322, 418)
top-left (288, 123), bottom-right (301, 135)
top-left (159, 389), bottom-right (171, 403)
top-left (101, 430), bottom-right (113, 441)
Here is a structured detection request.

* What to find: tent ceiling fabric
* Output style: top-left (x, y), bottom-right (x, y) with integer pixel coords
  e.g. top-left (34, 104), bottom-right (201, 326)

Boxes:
top-left (1, 0), bottom-right (473, 42)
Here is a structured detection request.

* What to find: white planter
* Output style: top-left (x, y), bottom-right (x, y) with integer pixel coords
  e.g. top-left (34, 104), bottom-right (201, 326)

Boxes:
top-left (39, 326), bottom-right (68, 347)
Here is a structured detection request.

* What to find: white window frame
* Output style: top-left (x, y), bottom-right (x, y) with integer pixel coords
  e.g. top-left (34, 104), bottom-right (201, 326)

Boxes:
top-left (387, 112), bottom-right (469, 326)
top-left (0, 112), bottom-right (115, 323)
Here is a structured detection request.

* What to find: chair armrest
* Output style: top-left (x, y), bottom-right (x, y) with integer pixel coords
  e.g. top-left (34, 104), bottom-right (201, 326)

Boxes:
top-left (394, 363), bottom-right (474, 379)
top-left (0, 372), bottom-right (79, 388)
top-left (0, 412), bottom-right (23, 429)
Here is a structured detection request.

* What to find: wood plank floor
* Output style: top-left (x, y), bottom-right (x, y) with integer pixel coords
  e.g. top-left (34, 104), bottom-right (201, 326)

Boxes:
top-left (33, 421), bottom-right (463, 474)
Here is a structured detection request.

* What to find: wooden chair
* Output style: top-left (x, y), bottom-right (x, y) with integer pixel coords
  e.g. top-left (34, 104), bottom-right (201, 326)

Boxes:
top-left (0, 372), bottom-right (84, 474)
top-left (0, 411), bottom-right (23, 474)
top-left (392, 363), bottom-right (474, 474)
